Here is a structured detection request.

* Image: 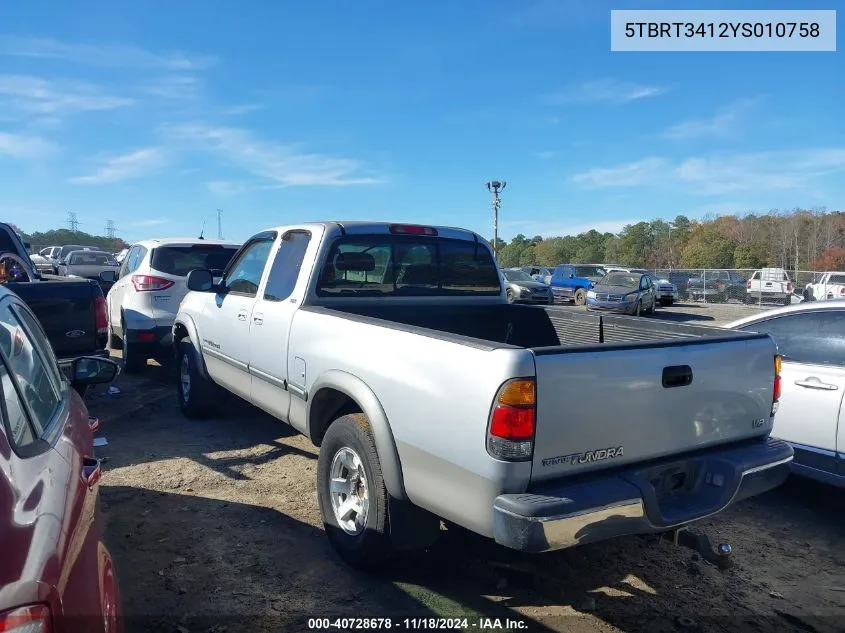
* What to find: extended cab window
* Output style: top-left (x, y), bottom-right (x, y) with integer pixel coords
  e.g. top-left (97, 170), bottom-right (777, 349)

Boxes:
top-left (223, 238), bottom-right (274, 297)
top-left (317, 235), bottom-right (500, 297)
top-left (264, 231), bottom-right (312, 302)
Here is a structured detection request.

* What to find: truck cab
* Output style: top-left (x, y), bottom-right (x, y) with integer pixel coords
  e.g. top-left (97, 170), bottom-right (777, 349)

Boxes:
top-left (549, 264), bottom-right (606, 306)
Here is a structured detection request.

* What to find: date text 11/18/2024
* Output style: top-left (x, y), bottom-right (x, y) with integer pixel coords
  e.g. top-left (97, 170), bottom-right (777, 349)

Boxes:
top-left (307, 617), bottom-right (529, 630)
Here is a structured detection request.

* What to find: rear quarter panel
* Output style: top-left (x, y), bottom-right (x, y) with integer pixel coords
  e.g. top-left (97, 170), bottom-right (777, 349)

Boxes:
top-left (291, 308), bottom-right (534, 537)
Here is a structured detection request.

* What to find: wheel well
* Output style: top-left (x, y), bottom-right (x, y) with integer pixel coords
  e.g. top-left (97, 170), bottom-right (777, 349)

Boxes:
top-left (173, 322), bottom-right (189, 345)
top-left (309, 388), bottom-right (363, 446)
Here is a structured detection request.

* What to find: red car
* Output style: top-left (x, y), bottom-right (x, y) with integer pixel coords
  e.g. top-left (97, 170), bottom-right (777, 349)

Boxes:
top-left (0, 285), bottom-right (121, 633)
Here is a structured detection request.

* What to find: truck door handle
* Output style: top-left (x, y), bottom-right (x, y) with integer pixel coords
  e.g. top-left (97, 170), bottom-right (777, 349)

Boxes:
top-left (794, 378), bottom-right (839, 391)
top-left (237, 310), bottom-right (248, 321)
top-left (253, 313), bottom-right (264, 325)
top-left (662, 365), bottom-right (693, 388)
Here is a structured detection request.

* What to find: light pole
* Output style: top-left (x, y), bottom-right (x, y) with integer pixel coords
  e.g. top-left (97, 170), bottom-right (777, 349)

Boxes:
top-left (486, 180), bottom-right (506, 260)
top-left (667, 221), bottom-right (676, 270)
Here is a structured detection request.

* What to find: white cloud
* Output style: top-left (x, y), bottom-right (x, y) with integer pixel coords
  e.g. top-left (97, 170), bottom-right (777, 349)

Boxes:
top-left (69, 148), bottom-right (167, 184)
top-left (546, 78), bottom-right (669, 105)
top-left (223, 103), bottom-right (265, 116)
top-left (166, 124), bottom-right (384, 187)
top-left (0, 75), bottom-right (132, 115)
top-left (570, 149), bottom-right (845, 195)
top-left (662, 98), bottom-right (760, 140)
top-left (141, 75), bottom-right (203, 100)
top-left (0, 132), bottom-right (59, 159)
top-left (0, 36), bottom-right (216, 70)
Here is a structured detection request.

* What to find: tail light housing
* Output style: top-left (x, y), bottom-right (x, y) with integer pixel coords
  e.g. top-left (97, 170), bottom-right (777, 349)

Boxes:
top-left (839, 287), bottom-right (845, 295)
top-left (772, 355), bottom-right (782, 415)
top-left (131, 275), bottom-right (174, 292)
top-left (0, 604), bottom-right (52, 632)
top-left (714, 280), bottom-right (724, 290)
top-left (487, 378), bottom-right (535, 461)
top-left (388, 224), bottom-right (438, 236)
top-left (747, 280), bottom-right (752, 289)
top-left (786, 282), bottom-right (792, 293)
top-left (94, 294), bottom-right (108, 335)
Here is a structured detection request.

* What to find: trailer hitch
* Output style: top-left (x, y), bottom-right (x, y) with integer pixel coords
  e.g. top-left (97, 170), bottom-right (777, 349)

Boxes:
top-left (660, 527), bottom-right (733, 571)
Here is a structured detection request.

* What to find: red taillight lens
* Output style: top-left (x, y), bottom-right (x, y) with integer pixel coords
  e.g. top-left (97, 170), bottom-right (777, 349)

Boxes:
top-left (388, 224), bottom-right (438, 236)
top-left (772, 355), bottom-right (782, 415)
top-left (94, 295), bottom-right (108, 333)
top-left (747, 280), bottom-right (752, 289)
top-left (488, 378), bottom-right (536, 461)
top-left (786, 282), bottom-right (792, 292)
top-left (0, 604), bottom-right (52, 633)
top-left (839, 287), bottom-right (844, 295)
top-left (715, 280), bottom-right (723, 290)
top-left (131, 275), bottom-right (174, 292)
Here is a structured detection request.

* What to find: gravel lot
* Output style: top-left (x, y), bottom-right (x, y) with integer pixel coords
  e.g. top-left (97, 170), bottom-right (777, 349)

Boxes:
top-left (92, 302), bottom-right (844, 633)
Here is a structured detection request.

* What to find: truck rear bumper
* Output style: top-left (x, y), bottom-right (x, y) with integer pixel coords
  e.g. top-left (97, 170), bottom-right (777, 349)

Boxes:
top-left (492, 437), bottom-right (792, 553)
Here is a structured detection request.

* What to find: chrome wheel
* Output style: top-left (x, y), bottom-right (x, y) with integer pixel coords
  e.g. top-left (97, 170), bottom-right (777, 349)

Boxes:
top-left (329, 446), bottom-right (369, 535)
top-left (180, 353), bottom-right (191, 403)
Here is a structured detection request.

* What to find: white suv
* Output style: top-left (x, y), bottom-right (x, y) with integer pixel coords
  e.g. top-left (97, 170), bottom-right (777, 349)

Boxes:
top-left (104, 237), bottom-right (241, 372)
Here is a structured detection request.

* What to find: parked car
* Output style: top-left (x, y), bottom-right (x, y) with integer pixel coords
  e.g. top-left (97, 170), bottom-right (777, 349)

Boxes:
top-left (50, 245), bottom-right (102, 275)
top-left (502, 268), bottom-right (553, 304)
top-left (687, 270), bottom-right (747, 302)
top-left (666, 271), bottom-right (696, 300)
top-left (58, 249), bottom-right (121, 280)
top-left (549, 264), bottom-right (606, 305)
top-left (103, 238), bottom-right (241, 373)
top-left (604, 268), bottom-right (677, 307)
top-left (586, 270), bottom-right (657, 316)
top-left (746, 268), bottom-right (793, 305)
top-left (173, 221), bottom-right (791, 569)
top-left (30, 246), bottom-right (60, 275)
top-left (0, 284), bottom-right (122, 632)
top-left (724, 301), bottom-right (845, 488)
top-left (803, 271), bottom-right (845, 301)
top-left (520, 266), bottom-right (553, 284)
top-left (0, 223), bottom-right (109, 363)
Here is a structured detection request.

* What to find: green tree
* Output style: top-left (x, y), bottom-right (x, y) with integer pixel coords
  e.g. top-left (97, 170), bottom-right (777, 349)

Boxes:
top-left (733, 241), bottom-right (770, 269)
top-left (679, 225), bottom-right (736, 268)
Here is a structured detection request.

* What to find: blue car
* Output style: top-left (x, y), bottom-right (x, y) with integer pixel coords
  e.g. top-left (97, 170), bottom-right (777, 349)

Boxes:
top-left (585, 271), bottom-right (657, 316)
top-left (549, 264), bottom-right (607, 305)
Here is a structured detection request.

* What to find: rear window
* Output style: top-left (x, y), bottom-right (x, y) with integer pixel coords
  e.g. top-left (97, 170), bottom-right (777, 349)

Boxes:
top-left (575, 266), bottom-right (606, 278)
top-left (317, 235), bottom-right (501, 297)
top-left (829, 274), bottom-right (845, 284)
top-left (150, 245), bottom-right (239, 277)
top-left (69, 251), bottom-right (116, 266)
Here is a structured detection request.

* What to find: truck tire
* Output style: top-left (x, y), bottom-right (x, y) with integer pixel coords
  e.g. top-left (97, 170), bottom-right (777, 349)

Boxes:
top-left (318, 413), bottom-right (392, 569)
top-left (573, 288), bottom-right (586, 306)
top-left (634, 300), bottom-right (642, 316)
top-left (176, 340), bottom-right (220, 419)
top-left (121, 317), bottom-right (146, 374)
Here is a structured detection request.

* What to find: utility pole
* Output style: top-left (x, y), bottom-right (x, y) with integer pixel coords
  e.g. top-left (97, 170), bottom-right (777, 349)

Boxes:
top-left (67, 211), bottom-right (79, 232)
top-left (217, 209), bottom-right (223, 239)
top-left (105, 219), bottom-right (116, 239)
top-left (485, 180), bottom-right (506, 261)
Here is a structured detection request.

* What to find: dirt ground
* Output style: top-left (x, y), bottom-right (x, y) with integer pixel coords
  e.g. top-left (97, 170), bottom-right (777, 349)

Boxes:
top-left (92, 302), bottom-right (845, 633)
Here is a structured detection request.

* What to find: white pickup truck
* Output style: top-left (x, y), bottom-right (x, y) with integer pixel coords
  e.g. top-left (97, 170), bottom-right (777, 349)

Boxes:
top-left (746, 267), bottom-right (793, 305)
top-left (804, 271), bottom-right (845, 301)
top-left (172, 221), bottom-right (792, 569)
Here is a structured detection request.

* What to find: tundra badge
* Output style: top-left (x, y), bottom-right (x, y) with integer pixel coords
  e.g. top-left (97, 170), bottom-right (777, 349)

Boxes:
top-left (542, 446), bottom-right (624, 467)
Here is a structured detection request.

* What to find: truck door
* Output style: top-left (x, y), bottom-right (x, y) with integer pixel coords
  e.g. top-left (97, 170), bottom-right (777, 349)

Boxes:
top-left (248, 227), bottom-right (322, 429)
top-left (200, 235), bottom-right (275, 400)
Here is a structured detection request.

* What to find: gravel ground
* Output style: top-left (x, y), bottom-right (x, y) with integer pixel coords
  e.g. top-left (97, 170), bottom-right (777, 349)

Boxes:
top-left (91, 307), bottom-right (844, 633)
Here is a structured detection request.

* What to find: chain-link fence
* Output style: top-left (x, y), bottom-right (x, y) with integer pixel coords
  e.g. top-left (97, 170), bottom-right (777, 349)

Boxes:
top-left (648, 268), bottom-right (839, 305)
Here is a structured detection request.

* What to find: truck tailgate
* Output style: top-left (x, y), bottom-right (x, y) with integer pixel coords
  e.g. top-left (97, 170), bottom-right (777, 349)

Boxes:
top-left (530, 334), bottom-right (777, 483)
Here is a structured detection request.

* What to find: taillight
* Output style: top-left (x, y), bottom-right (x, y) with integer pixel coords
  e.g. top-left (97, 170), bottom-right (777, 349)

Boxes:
top-left (487, 378), bottom-right (536, 461)
top-left (94, 295), bottom-right (108, 334)
top-left (786, 282), bottom-right (792, 293)
top-left (0, 604), bottom-right (52, 633)
top-left (714, 280), bottom-right (723, 290)
top-left (388, 224), bottom-right (438, 236)
top-left (747, 280), bottom-right (752, 289)
top-left (772, 355), bottom-right (782, 415)
top-left (840, 287), bottom-right (845, 295)
top-left (131, 275), bottom-right (174, 292)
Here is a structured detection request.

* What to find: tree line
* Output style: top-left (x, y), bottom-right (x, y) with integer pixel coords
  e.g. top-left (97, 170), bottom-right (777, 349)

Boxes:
top-left (491, 209), bottom-right (845, 272)
top-left (16, 227), bottom-right (128, 253)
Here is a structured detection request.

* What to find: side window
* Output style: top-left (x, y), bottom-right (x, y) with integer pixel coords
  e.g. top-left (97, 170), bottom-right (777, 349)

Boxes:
top-left (223, 239), bottom-right (274, 297)
top-left (264, 231), bottom-right (312, 302)
top-left (0, 363), bottom-right (37, 452)
top-left (737, 310), bottom-right (845, 367)
top-left (0, 303), bottom-right (63, 436)
top-left (119, 246), bottom-right (137, 278)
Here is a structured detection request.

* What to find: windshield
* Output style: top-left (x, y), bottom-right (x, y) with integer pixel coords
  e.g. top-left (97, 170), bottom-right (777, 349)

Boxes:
top-left (601, 273), bottom-right (640, 288)
top-left (69, 251), bottom-right (117, 266)
top-left (150, 245), bottom-right (240, 277)
top-left (317, 235), bottom-right (500, 297)
top-left (574, 266), bottom-right (606, 278)
top-left (503, 270), bottom-right (535, 283)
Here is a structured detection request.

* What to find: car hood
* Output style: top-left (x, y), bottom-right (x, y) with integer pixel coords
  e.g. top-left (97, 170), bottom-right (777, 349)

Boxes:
top-left (592, 284), bottom-right (638, 294)
top-left (508, 280), bottom-right (549, 290)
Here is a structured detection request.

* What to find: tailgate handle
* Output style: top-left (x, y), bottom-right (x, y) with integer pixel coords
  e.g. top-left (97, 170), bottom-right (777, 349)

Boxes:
top-left (662, 365), bottom-right (693, 388)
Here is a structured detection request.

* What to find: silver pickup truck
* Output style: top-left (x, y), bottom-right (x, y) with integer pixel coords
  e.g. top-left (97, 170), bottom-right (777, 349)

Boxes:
top-left (173, 222), bottom-right (792, 569)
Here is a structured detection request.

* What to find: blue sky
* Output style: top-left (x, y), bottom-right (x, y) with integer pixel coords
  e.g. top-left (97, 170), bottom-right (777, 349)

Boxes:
top-left (0, 0), bottom-right (842, 243)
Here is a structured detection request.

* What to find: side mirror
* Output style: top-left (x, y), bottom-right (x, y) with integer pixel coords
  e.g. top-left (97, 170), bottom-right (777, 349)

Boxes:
top-left (71, 356), bottom-right (119, 385)
top-left (187, 269), bottom-right (214, 292)
top-left (99, 270), bottom-right (118, 283)
top-left (568, 273), bottom-right (574, 279)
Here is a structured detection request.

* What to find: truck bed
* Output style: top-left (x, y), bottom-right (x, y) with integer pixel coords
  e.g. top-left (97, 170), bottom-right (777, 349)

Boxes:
top-left (311, 303), bottom-right (748, 350)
